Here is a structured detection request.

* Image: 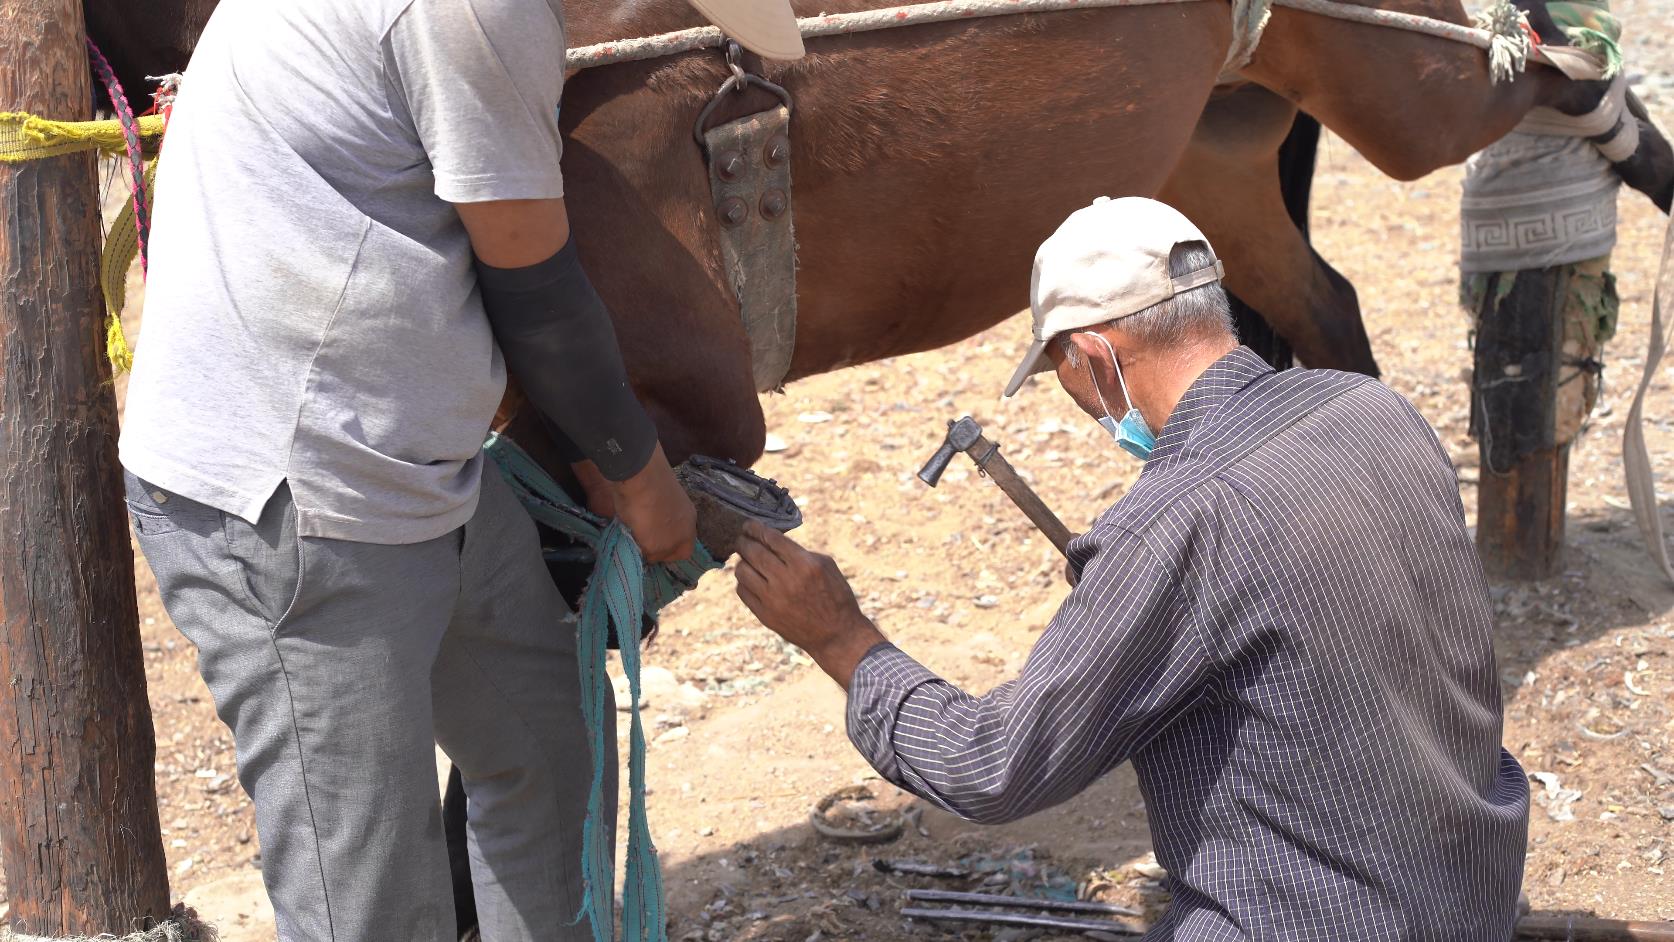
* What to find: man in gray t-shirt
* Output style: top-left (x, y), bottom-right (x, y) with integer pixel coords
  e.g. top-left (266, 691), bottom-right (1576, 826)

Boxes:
top-left (119, 0), bottom-right (803, 938)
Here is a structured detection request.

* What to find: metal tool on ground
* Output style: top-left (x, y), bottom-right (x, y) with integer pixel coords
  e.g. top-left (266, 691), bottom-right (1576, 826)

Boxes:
top-left (895, 902), bottom-right (1674, 940)
top-left (919, 416), bottom-right (1076, 557)
top-left (907, 889), bottom-right (1140, 917)
top-left (1516, 914), bottom-right (1674, 941)
top-left (901, 888), bottom-right (1146, 937)
top-left (871, 859), bottom-right (972, 880)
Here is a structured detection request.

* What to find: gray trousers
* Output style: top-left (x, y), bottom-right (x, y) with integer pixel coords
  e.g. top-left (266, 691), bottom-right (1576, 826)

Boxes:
top-left (125, 467), bottom-right (613, 942)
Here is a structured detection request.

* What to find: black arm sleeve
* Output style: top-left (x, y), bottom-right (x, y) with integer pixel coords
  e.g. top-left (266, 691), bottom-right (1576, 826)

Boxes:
top-left (539, 413), bottom-right (587, 466)
top-left (476, 238), bottom-right (660, 481)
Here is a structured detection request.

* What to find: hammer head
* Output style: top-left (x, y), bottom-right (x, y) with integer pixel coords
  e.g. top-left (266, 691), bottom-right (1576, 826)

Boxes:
top-left (917, 416), bottom-right (984, 487)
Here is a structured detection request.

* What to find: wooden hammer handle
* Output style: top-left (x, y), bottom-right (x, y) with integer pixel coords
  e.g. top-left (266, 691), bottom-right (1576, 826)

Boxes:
top-left (964, 432), bottom-right (1076, 557)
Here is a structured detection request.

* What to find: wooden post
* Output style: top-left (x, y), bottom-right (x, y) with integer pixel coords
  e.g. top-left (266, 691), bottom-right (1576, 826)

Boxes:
top-left (1477, 443), bottom-right (1570, 581)
top-left (0, 0), bottom-right (172, 933)
top-left (1471, 267), bottom-right (1570, 581)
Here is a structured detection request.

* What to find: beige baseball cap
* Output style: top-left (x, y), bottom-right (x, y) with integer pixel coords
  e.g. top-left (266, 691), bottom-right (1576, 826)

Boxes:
top-left (1002, 196), bottom-right (1224, 397)
top-left (687, 0), bottom-right (806, 60)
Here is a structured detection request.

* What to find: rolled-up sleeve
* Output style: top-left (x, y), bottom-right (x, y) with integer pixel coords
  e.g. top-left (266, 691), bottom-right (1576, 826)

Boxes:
top-left (846, 527), bottom-right (1212, 825)
top-left (848, 643), bottom-right (941, 781)
top-left (385, 0), bottom-right (567, 202)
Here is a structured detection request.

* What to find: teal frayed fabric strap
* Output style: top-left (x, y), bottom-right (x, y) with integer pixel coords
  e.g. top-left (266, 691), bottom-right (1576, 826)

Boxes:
top-left (485, 433), bottom-right (721, 941)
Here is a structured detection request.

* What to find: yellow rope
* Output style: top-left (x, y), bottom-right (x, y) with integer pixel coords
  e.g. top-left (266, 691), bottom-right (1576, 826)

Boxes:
top-left (0, 111), bottom-right (161, 373)
top-left (0, 112), bottom-right (165, 163)
top-left (98, 159), bottom-right (156, 375)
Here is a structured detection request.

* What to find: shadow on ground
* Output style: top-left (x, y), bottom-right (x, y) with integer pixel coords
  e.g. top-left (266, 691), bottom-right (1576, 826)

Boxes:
top-left (654, 767), bottom-right (1156, 942)
top-left (1486, 503), bottom-right (1674, 684)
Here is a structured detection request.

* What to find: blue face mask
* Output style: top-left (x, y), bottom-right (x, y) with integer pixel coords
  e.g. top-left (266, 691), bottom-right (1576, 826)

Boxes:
top-left (1084, 333), bottom-right (1156, 461)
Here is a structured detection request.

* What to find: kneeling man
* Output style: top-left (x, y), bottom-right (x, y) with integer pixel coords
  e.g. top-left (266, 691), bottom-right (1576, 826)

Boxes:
top-left (734, 197), bottom-right (1531, 941)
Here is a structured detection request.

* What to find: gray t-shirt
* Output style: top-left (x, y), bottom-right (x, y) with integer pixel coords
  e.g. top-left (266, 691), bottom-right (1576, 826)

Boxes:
top-left (120, 0), bottom-right (567, 544)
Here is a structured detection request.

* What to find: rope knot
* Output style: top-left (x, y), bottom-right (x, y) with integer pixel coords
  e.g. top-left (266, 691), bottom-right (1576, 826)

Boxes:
top-left (1471, 0), bottom-right (1532, 83)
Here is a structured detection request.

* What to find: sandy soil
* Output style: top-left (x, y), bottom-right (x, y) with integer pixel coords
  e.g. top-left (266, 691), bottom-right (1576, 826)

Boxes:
top-left (4, 7), bottom-right (1674, 937)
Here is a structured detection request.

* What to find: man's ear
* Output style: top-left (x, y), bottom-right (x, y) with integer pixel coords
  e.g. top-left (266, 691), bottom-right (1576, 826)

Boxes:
top-left (1065, 331), bottom-right (1105, 367)
top-left (1067, 331), bottom-right (1121, 392)
top-left (1055, 331), bottom-right (1116, 416)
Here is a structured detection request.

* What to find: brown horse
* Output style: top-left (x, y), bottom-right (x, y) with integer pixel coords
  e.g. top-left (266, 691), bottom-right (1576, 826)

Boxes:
top-left (84, 0), bottom-right (1670, 467)
top-left (535, 0), bottom-right (1665, 467)
top-left (547, 0), bottom-right (1227, 466)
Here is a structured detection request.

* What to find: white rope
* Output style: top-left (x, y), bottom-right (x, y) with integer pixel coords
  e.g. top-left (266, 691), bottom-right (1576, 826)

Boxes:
top-left (564, 0), bottom-right (1606, 81)
top-left (1519, 76), bottom-right (1623, 138)
top-left (1517, 75), bottom-right (1640, 161)
top-left (1471, 0), bottom-right (1530, 83)
top-left (1222, 0), bottom-right (1274, 77)
top-left (1624, 216), bottom-right (1674, 586)
top-left (1596, 104), bottom-right (1640, 162)
top-left (565, 0), bottom-right (1210, 71)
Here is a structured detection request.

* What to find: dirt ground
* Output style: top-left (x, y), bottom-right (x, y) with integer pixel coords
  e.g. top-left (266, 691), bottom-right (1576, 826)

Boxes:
top-left (5, 10), bottom-right (1674, 938)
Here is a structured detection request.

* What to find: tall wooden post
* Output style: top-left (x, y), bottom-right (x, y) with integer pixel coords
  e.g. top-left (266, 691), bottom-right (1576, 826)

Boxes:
top-left (0, 0), bottom-right (172, 933)
top-left (1471, 267), bottom-right (1570, 581)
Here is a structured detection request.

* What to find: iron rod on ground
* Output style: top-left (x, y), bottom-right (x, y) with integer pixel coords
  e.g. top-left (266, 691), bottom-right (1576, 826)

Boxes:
top-left (0, 0), bottom-right (172, 931)
top-left (901, 905), bottom-right (1146, 936)
top-left (905, 888), bottom-right (1141, 917)
top-left (1517, 914), bottom-right (1674, 941)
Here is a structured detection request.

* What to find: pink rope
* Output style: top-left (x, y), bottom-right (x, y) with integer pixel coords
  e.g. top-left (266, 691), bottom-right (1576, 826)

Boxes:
top-left (86, 37), bottom-right (151, 274)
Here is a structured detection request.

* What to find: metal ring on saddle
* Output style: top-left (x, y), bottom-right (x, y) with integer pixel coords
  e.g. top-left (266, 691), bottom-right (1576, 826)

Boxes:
top-left (694, 41), bottom-right (794, 151)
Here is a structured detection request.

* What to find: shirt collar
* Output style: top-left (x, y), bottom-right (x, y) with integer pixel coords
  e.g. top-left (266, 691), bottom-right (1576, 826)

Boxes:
top-left (1146, 346), bottom-right (1275, 463)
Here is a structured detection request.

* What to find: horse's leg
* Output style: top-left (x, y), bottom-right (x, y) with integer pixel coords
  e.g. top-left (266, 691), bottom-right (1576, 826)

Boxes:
top-left (1517, 5), bottom-right (1674, 212)
top-left (1242, 1), bottom-right (1579, 180)
top-left (1618, 91), bottom-right (1674, 214)
top-left (1226, 109), bottom-right (1321, 369)
top-left (1277, 112), bottom-right (1322, 238)
top-left (547, 128), bottom-right (768, 467)
top-left (1160, 85), bottom-right (1374, 374)
top-left (1228, 290), bottom-right (1296, 371)
top-left (1247, 0), bottom-right (1674, 205)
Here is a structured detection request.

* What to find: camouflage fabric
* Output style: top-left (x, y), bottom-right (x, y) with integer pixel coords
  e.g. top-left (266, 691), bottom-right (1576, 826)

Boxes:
top-left (1543, 0), bottom-right (1622, 79)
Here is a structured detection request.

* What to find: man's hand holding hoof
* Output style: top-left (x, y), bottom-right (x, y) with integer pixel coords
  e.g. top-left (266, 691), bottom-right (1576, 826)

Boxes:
top-left (734, 521), bottom-right (886, 690)
top-left (612, 444), bottom-right (697, 563)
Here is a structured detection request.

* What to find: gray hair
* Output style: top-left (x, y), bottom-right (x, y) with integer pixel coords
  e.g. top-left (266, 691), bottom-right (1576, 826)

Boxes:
top-left (1060, 241), bottom-right (1234, 367)
top-left (1122, 241), bottom-right (1235, 346)
top-left (1057, 242), bottom-right (1234, 370)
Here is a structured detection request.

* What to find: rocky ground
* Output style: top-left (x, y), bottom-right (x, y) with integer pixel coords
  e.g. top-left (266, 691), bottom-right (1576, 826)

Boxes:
top-left (4, 4), bottom-right (1674, 937)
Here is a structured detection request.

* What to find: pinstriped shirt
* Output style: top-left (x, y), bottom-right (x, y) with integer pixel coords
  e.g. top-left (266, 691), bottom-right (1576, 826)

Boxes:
top-left (848, 347), bottom-right (1530, 941)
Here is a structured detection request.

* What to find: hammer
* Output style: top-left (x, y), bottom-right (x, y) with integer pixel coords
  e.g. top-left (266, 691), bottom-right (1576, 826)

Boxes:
top-left (918, 416), bottom-right (1076, 558)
